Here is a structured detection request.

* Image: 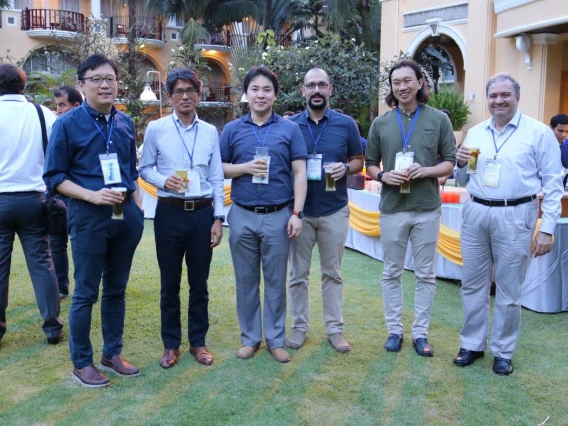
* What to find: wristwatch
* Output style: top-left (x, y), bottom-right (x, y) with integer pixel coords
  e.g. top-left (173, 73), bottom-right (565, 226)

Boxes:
top-left (344, 163), bottom-right (350, 174)
top-left (377, 171), bottom-right (384, 182)
top-left (214, 215), bottom-right (225, 222)
top-left (292, 211), bottom-right (305, 219)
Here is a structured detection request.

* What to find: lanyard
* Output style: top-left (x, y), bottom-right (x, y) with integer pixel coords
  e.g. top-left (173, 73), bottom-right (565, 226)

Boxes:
top-left (173, 116), bottom-right (198, 169)
top-left (305, 110), bottom-right (327, 154)
top-left (250, 123), bottom-right (272, 147)
top-left (81, 104), bottom-right (114, 154)
top-left (396, 104), bottom-right (421, 151)
top-left (490, 114), bottom-right (522, 158)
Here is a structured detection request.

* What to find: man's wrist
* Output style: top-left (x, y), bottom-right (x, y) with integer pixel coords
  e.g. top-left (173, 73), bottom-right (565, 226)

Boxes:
top-left (376, 171), bottom-right (384, 182)
top-left (344, 163), bottom-right (350, 175)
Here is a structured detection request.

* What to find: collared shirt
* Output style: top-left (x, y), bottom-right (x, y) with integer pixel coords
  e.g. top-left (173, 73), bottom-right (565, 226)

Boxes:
top-left (44, 101), bottom-right (138, 194)
top-left (454, 110), bottom-right (563, 234)
top-left (139, 112), bottom-right (225, 216)
top-left (0, 95), bottom-right (55, 192)
top-left (290, 108), bottom-right (363, 216)
top-left (366, 104), bottom-right (456, 213)
top-left (220, 112), bottom-right (308, 206)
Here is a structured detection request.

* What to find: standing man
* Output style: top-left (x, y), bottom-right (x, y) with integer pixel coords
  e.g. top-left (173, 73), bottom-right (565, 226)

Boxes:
top-left (220, 66), bottom-right (307, 363)
top-left (286, 68), bottom-right (363, 352)
top-left (139, 68), bottom-right (224, 368)
top-left (51, 86), bottom-right (83, 300)
top-left (550, 114), bottom-right (568, 188)
top-left (366, 59), bottom-right (455, 357)
top-left (0, 64), bottom-right (64, 347)
top-left (44, 54), bottom-right (144, 387)
top-left (453, 74), bottom-right (563, 375)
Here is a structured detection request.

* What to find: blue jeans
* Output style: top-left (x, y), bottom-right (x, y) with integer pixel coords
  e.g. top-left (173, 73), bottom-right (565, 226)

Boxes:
top-left (67, 198), bottom-right (143, 368)
top-left (49, 195), bottom-right (70, 296)
top-left (0, 192), bottom-right (63, 341)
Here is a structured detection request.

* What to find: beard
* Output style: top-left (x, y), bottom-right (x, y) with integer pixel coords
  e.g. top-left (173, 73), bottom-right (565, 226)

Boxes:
top-left (308, 94), bottom-right (327, 111)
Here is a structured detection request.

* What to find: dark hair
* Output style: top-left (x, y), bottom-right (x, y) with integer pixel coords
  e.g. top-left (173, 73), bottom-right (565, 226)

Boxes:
top-left (486, 73), bottom-right (520, 96)
top-left (440, 109), bottom-right (451, 119)
top-left (0, 64), bottom-right (26, 95)
top-left (77, 54), bottom-right (119, 81)
top-left (243, 66), bottom-right (279, 95)
top-left (165, 67), bottom-right (201, 95)
top-left (550, 113), bottom-right (568, 129)
top-left (385, 59), bottom-right (430, 108)
top-left (282, 111), bottom-right (295, 117)
top-left (54, 85), bottom-right (83, 105)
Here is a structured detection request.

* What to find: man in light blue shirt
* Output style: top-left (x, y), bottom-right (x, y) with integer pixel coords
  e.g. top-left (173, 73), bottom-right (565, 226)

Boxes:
top-left (139, 68), bottom-right (224, 369)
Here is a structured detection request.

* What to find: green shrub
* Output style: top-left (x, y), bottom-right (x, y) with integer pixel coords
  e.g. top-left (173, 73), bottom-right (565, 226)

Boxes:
top-left (428, 84), bottom-right (471, 131)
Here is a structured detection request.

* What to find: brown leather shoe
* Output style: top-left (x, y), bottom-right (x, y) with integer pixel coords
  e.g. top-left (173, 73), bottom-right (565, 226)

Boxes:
top-left (72, 365), bottom-right (110, 388)
top-left (159, 349), bottom-right (180, 369)
top-left (99, 355), bottom-right (140, 377)
top-left (190, 346), bottom-right (213, 365)
top-left (328, 333), bottom-right (351, 353)
top-left (236, 345), bottom-right (260, 359)
top-left (269, 347), bottom-right (291, 363)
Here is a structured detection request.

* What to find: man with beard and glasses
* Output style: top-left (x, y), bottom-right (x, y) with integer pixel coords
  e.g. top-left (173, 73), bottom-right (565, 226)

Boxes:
top-left (286, 68), bottom-right (363, 352)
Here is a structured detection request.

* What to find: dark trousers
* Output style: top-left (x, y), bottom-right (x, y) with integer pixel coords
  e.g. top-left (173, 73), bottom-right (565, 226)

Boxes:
top-left (154, 201), bottom-right (213, 349)
top-left (0, 192), bottom-right (63, 341)
top-left (68, 199), bottom-right (143, 369)
top-left (49, 195), bottom-right (70, 295)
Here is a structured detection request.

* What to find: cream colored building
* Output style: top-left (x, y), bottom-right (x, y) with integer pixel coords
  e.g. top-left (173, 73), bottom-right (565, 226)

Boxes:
top-left (380, 0), bottom-right (568, 130)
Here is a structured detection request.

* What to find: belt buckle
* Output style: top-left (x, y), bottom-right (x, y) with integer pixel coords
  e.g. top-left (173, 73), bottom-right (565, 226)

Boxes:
top-left (503, 199), bottom-right (508, 207)
top-left (254, 206), bottom-right (266, 214)
top-left (184, 200), bottom-right (195, 211)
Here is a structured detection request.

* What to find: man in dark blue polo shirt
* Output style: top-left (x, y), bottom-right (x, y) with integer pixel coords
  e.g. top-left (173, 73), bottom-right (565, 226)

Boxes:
top-left (287, 68), bottom-right (364, 352)
top-left (220, 66), bottom-right (307, 363)
top-left (44, 54), bottom-right (144, 388)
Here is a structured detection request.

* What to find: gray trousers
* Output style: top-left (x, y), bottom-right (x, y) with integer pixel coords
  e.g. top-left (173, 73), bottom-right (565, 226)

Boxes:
top-left (228, 204), bottom-right (291, 349)
top-left (289, 205), bottom-right (349, 335)
top-left (460, 199), bottom-right (538, 359)
top-left (380, 208), bottom-right (441, 339)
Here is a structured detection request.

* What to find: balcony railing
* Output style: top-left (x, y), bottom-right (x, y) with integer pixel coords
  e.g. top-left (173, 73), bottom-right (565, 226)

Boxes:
top-left (202, 83), bottom-right (231, 102)
top-left (21, 8), bottom-right (85, 32)
top-left (109, 16), bottom-right (163, 41)
top-left (198, 31), bottom-right (294, 48)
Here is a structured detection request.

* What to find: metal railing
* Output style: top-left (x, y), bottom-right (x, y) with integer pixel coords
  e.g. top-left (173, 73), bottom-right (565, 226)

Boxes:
top-left (21, 8), bottom-right (85, 32)
top-left (201, 83), bottom-right (231, 102)
top-left (199, 31), bottom-right (294, 48)
top-left (109, 16), bottom-right (163, 41)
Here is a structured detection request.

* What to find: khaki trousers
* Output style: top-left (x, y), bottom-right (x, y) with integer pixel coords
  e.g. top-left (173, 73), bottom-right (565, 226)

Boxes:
top-left (380, 208), bottom-right (441, 339)
top-left (288, 206), bottom-right (349, 335)
top-left (459, 199), bottom-right (538, 359)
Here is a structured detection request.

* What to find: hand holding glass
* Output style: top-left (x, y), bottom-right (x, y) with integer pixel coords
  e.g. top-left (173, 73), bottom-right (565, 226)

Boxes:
top-left (111, 187), bottom-right (127, 219)
top-left (466, 146), bottom-right (480, 174)
top-left (399, 166), bottom-right (410, 193)
top-left (323, 162), bottom-right (336, 191)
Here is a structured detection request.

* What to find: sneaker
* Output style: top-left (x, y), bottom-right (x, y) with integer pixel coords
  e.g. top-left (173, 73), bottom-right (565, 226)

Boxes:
top-left (328, 333), bottom-right (351, 353)
top-left (286, 330), bottom-right (307, 349)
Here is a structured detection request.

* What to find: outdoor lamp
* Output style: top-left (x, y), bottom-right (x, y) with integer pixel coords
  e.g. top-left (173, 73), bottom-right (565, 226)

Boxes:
top-left (140, 83), bottom-right (157, 101)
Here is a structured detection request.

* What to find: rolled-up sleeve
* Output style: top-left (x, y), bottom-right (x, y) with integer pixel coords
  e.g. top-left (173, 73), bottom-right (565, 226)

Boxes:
top-left (44, 119), bottom-right (71, 192)
top-left (538, 128), bottom-right (564, 234)
top-left (139, 122), bottom-right (167, 189)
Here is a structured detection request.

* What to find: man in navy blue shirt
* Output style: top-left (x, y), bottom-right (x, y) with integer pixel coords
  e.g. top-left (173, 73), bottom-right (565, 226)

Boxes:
top-left (221, 66), bottom-right (307, 363)
top-left (287, 68), bottom-right (363, 352)
top-left (44, 54), bottom-right (144, 388)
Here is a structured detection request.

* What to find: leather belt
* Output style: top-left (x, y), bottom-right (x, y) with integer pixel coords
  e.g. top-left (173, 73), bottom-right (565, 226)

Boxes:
top-left (158, 197), bottom-right (212, 211)
top-left (234, 202), bottom-right (288, 214)
top-left (471, 194), bottom-right (537, 207)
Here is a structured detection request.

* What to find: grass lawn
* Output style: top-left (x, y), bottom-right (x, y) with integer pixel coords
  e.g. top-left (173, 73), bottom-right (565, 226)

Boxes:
top-left (1, 220), bottom-right (567, 425)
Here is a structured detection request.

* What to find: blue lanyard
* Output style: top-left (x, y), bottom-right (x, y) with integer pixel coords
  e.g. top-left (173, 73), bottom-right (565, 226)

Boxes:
top-left (490, 114), bottom-right (522, 158)
top-left (305, 110), bottom-right (327, 154)
top-left (396, 104), bottom-right (421, 151)
top-left (250, 123), bottom-right (272, 147)
top-left (173, 116), bottom-right (199, 169)
top-left (81, 104), bottom-right (114, 153)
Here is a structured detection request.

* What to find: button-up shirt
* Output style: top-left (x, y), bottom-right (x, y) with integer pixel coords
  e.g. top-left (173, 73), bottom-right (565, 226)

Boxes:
top-left (454, 110), bottom-right (563, 234)
top-left (1, 95), bottom-right (55, 192)
top-left (139, 112), bottom-right (225, 217)
top-left (220, 112), bottom-right (308, 206)
top-left (289, 108), bottom-right (363, 216)
top-left (44, 102), bottom-right (138, 193)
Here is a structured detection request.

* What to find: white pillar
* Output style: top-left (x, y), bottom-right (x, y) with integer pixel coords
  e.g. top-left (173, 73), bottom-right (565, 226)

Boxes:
top-left (91, 0), bottom-right (101, 20)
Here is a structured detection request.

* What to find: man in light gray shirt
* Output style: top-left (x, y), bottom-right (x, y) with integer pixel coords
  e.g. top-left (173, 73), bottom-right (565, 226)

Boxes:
top-left (139, 68), bottom-right (224, 369)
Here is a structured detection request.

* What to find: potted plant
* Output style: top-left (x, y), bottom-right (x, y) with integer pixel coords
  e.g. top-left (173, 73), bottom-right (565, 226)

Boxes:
top-left (427, 83), bottom-right (471, 146)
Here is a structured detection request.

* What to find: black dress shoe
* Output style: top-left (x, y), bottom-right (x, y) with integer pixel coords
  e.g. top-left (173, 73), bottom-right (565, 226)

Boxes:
top-left (413, 338), bottom-right (434, 357)
top-left (493, 357), bottom-right (513, 375)
top-left (384, 334), bottom-right (403, 352)
top-left (453, 348), bottom-right (484, 367)
top-left (47, 332), bottom-right (64, 345)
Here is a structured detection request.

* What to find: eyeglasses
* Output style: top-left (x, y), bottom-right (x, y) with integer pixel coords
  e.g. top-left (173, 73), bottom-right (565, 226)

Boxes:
top-left (172, 88), bottom-right (199, 97)
top-left (304, 82), bottom-right (330, 90)
top-left (83, 76), bottom-right (117, 85)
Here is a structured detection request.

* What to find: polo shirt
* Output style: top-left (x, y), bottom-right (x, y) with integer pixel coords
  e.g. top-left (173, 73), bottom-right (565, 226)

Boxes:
top-left (44, 102), bottom-right (139, 194)
top-left (220, 112), bottom-right (308, 206)
top-left (289, 108), bottom-right (363, 216)
top-left (366, 104), bottom-right (456, 213)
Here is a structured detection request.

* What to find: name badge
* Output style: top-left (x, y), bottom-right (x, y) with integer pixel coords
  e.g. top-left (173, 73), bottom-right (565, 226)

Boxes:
top-left (395, 151), bottom-right (414, 171)
top-left (307, 154), bottom-right (323, 180)
top-left (252, 155), bottom-right (270, 185)
top-left (99, 153), bottom-right (122, 185)
top-left (184, 170), bottom-right (202, 197)
top-left (482, 159), bottom-right (502, 187)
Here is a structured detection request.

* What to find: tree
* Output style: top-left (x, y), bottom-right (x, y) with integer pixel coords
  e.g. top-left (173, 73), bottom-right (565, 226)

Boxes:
top-left (0, 0), bottom-right (11, 8)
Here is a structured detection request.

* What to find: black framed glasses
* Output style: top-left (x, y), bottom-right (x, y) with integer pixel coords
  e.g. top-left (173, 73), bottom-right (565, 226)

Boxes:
top-left (172, 88), bottom-right (198, 97)
top-left (83, 76), bottom-right (117, 85)
top-left (304, 82), bottom-right (330, 90)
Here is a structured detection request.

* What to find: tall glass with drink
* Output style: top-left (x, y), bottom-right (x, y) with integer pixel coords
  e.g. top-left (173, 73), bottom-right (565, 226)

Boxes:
top-left (111, 187), bottom-right (127, 220)
top-left (255, 147), bottom-right (269, 181)
top-left (323, 162), bottom-right (336, 191)
top-left (399, 165), bottom-right (410, 193)
top-left (466, 146), bottom-right (480, 174)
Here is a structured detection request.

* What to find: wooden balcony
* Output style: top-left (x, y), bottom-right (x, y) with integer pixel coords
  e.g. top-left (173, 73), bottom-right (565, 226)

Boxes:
top-left (21, 8), bottom-right (85, 38)
top-left (109, 16), bottom-right (164, 48)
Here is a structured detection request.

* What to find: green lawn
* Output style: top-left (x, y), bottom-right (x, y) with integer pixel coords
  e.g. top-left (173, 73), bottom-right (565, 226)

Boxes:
top-left (1, 220), bottom-right (567, 425)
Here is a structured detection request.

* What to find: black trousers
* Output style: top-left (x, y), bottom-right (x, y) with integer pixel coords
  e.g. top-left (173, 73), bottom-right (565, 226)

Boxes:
top-left (154, 201), bottom-right (214, 349)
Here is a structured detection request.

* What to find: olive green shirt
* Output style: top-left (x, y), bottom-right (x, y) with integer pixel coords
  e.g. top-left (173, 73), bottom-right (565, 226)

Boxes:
top-left (365, 104), bottom-right (456, 213)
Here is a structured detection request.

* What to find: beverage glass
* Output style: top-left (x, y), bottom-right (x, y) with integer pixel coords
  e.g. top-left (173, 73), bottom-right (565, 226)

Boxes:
top-left (466, 146), bottom-right (480, 174)
top-left (255, 146), bottom-right (269, 157)
top-left (254, 155), bottom-right (270, 180)
top-left (176, 169), bottom-right (188, 192)
top-left (399, 166), bottom-right (410, 194)
top-left (111, 187), bottom-right (127, 220)
top-left (324, 162), bottom-right (336, 191)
